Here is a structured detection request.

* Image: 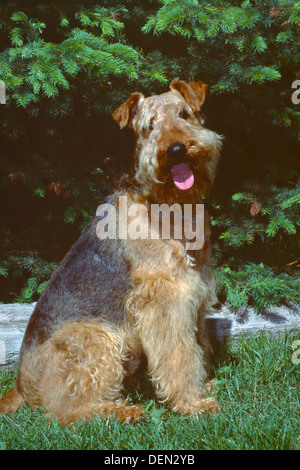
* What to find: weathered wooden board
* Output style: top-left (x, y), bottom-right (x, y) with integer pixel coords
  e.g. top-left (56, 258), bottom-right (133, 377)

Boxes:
top-left (205, 304), bottom-right (300, 344)
top-left (0, 303), bottom-right (37, 368)
top-left (0, 302), bottom-right (299, 368)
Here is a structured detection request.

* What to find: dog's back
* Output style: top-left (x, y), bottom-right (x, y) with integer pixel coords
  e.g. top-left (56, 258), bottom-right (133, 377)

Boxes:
top-left (20, 197), bottom-right (132, 357)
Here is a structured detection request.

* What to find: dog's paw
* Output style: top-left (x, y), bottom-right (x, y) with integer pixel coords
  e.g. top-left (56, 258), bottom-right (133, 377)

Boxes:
top-left (194, 397), bottom-right (221, 415)
top-left (175, 397), bottom-right (221, 417)
top-left (113, 404), bottom-right (146, 424)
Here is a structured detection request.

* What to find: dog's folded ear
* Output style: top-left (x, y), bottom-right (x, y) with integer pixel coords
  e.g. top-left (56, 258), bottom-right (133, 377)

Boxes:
top-left (113, 93), bottom-right (144, 129)
top-left (170, 80), bottom-right (208, 113)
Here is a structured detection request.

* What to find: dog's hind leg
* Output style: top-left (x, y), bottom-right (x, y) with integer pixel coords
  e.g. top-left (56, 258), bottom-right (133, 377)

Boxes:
top-left (17, 320), bottom-right (145, 425)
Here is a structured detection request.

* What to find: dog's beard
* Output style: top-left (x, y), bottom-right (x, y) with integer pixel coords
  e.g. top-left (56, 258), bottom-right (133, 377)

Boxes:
top-left (134, 128), bottom-right (222, 203)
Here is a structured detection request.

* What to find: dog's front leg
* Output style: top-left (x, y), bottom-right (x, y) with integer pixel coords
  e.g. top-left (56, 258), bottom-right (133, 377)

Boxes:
top-left (128, 274), bottom-right (220, 416)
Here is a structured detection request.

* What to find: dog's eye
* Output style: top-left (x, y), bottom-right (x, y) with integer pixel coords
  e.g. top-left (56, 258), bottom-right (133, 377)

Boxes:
top-left (142, 118), bottom-right (155, 137)
top-left (148, 117), bottom-right (155, 132)
top-left (179, 110), bottom-right (189, 120)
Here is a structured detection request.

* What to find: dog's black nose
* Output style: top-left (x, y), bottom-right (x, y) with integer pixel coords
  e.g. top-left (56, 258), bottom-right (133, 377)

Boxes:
top-left (167, 143), bottom-right (187, 162)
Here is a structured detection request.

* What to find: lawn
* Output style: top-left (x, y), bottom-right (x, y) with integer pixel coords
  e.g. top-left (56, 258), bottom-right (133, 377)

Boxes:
top-left (0, 332), bottom-right (299, 451)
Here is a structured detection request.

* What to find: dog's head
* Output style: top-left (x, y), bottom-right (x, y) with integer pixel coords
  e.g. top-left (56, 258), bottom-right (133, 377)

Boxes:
top-left (113, 80), bottom-right (222, 204)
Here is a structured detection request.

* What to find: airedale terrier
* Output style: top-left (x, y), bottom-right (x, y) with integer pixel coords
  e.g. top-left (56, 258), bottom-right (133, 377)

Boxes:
top-left (0, 80), bottom-right (222, 425)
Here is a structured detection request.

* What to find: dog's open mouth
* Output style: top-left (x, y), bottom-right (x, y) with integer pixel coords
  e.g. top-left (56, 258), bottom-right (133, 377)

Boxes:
top-left (170, 163), bottom-right (194, 190)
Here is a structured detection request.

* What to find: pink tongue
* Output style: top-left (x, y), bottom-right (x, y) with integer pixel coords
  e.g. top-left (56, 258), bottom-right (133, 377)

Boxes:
top-left (171, 163), bottom-right (194, 190)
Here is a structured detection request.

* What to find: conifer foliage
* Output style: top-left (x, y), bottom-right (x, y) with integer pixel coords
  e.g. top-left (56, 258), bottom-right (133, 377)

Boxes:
top-left (0, 1), bottom-right (299, 312)
top-left (212, 180), bottom-right (300, 311)
top-left (143, 0), bottom-right (299, 92)
top-left (2, 6), bottom-right (140, 107)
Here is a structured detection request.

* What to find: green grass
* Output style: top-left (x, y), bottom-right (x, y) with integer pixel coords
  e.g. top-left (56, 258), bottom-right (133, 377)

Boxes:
top-left (0, 332), bottom-right (299, 450)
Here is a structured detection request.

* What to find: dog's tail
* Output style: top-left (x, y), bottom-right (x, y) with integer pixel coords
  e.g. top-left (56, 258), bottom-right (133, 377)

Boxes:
top-left (0, 386), bottom-right (23, 414)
